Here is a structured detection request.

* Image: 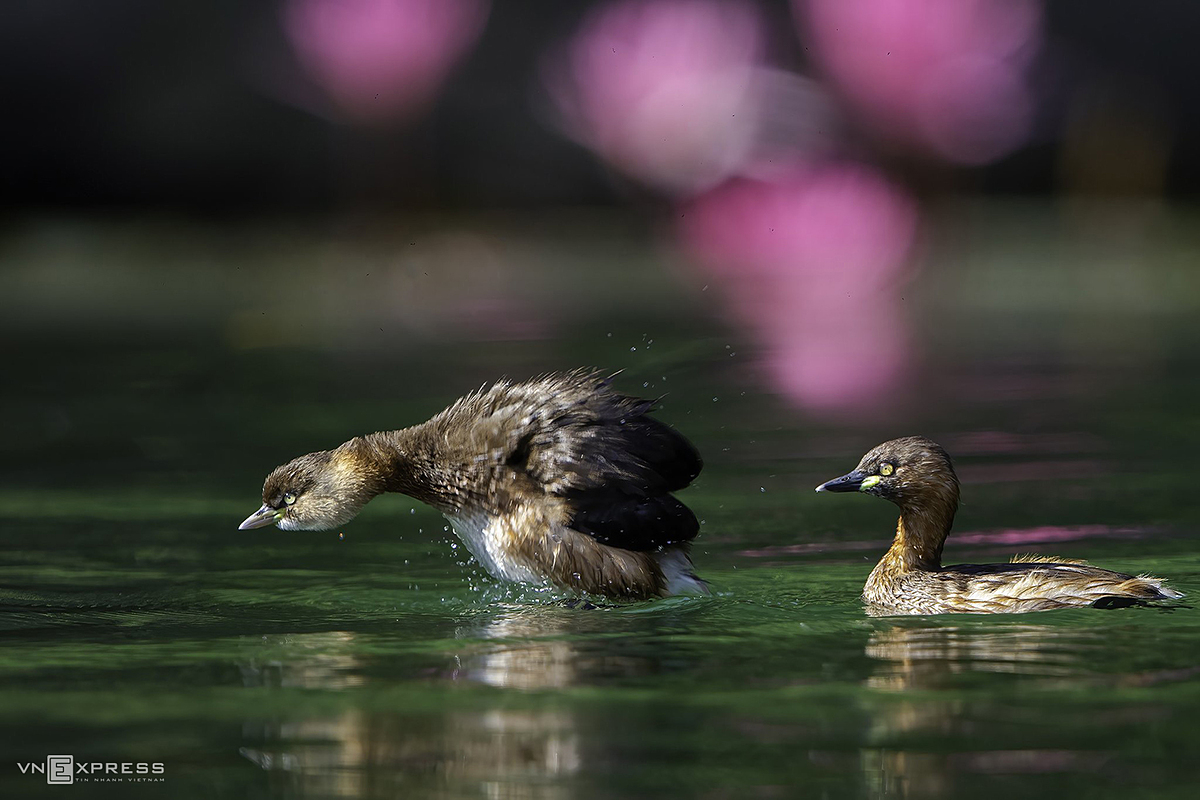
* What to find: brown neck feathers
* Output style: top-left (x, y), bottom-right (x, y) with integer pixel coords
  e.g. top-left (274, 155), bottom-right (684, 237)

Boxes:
top-left (347, 428), bottom-right (464, 513)
top-left (880, 488), bottom-right (958, 573)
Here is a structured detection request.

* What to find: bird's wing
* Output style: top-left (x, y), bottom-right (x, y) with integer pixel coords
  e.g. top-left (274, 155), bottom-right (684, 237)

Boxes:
top-left (942, 563), bottom-right (1181, 609)
top-left (565, 490), bottom-right (700, 551)
top-left (465, 371), bottom-right (703, 551)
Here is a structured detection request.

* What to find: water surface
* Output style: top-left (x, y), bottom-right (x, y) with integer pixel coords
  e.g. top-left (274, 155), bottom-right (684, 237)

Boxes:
top-left (2, 213), bottom-right (1199, 798)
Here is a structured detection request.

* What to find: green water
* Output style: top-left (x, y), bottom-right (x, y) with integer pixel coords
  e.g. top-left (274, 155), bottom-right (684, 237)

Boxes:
top-left (3, 211), bottom-right (1200, 798)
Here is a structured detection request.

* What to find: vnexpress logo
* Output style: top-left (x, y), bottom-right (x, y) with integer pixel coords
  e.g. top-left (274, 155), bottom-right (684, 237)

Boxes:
top-left (18, 755), bottom-right (165, 784)
top-left (47, 756), bottom-right (73, 785)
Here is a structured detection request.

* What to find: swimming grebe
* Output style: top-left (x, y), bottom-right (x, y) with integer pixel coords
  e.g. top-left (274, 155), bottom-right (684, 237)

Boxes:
top-left (816, 436), bottom-right (1182, 614)
top-left (239, 370), bottom-right (707, 600)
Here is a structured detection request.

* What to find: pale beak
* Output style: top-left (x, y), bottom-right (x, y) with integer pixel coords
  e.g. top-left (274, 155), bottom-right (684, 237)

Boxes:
top-left (238, 504), bottom-right (282, 530)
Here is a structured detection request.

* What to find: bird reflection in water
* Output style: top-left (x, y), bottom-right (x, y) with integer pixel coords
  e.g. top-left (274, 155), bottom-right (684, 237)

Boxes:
top-left (858, 622), bottom-right (1103, 798)
top-left (238, 631), bottom-right (373, 797)
top-left (864, 622), bottom-right (1095, 691)
top-left (235, 608), bottom-right (664, 798)
top-left (455, 604), bottom-right (662, 690)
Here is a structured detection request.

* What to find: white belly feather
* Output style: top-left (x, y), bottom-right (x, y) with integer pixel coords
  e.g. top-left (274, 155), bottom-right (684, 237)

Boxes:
top-left (445, 510), bottom-right (706, 597)
top-left (445, 512), bottom-right (542, 585)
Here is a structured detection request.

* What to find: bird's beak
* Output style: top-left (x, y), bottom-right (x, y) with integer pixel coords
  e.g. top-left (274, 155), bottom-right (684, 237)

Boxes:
top-left (238, 504), bottom-right (282, 530)
top-left (816, 469), bottom-right (869, 493)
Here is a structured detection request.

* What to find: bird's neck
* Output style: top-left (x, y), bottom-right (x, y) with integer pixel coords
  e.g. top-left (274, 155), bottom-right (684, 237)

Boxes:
top-left (341, 428), bottom-right (461, 513)
top-left (877, 493), bottom-right (958, 574)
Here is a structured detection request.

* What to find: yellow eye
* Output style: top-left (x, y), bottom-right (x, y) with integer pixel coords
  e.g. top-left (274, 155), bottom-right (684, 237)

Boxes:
top-left (879, 462), bottom-right (894, 477)
top-left (284, 492), bottom-right (297, 505)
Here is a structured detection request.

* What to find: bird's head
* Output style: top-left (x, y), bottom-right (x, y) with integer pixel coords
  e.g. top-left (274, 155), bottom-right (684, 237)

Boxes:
top-left (238, 448), bottom-right (373, 532)
top-left (815, 436), bottom-right (959, 512)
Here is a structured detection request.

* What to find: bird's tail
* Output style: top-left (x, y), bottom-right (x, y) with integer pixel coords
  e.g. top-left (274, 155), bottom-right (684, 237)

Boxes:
top-left (655, 546), bottom-right (709, 596)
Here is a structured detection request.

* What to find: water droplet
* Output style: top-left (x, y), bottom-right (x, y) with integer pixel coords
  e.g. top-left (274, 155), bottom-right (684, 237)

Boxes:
top-left (630, 347), bottom-right (637, 352)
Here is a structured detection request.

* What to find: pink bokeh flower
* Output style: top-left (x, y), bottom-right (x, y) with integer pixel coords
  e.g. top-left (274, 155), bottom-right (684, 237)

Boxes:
top-left (545, 0), bottom-right (766, 193)
top-left (283, 0), bottom-right (490, 124)
top-left (679, 162), bottom-right (919, 412)
top-left (797, 0), bottom-right (1043, 164)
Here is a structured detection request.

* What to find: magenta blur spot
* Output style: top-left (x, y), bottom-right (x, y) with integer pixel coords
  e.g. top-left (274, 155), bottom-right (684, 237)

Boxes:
top-left (283, 0), bottom-right (490, 124)
top-left (677, 161), bottom-right (919, 413)
top-left (544, 0), bottom-right (767, 193)
top-left (797, 0), bottom-right (1043, 165)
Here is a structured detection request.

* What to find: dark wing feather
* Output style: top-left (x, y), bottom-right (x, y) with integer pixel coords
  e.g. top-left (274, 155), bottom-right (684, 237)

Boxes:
top-left (501, 371), bottom-right (702, 551)
top-left (569, 492), bottom-right (699, 551)
top-left (515, 373), bottom-right (702, 497)
top-left (609, 415), bottom-right (703, 492)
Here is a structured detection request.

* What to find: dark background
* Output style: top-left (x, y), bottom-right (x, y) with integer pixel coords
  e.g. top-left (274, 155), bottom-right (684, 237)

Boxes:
top-left (3, 0), bottom-right (1198, 213)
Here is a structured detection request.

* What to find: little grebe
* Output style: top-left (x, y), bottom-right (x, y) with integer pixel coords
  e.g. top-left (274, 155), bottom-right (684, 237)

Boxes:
top-left (816, 436), bottom-right (1182, 615)
top-left (239, 370), bottom-right (707, 600)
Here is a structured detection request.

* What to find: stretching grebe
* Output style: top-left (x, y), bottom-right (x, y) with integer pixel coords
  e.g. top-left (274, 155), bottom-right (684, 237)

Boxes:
top-left (239, 370), bottom-right (707, 600)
